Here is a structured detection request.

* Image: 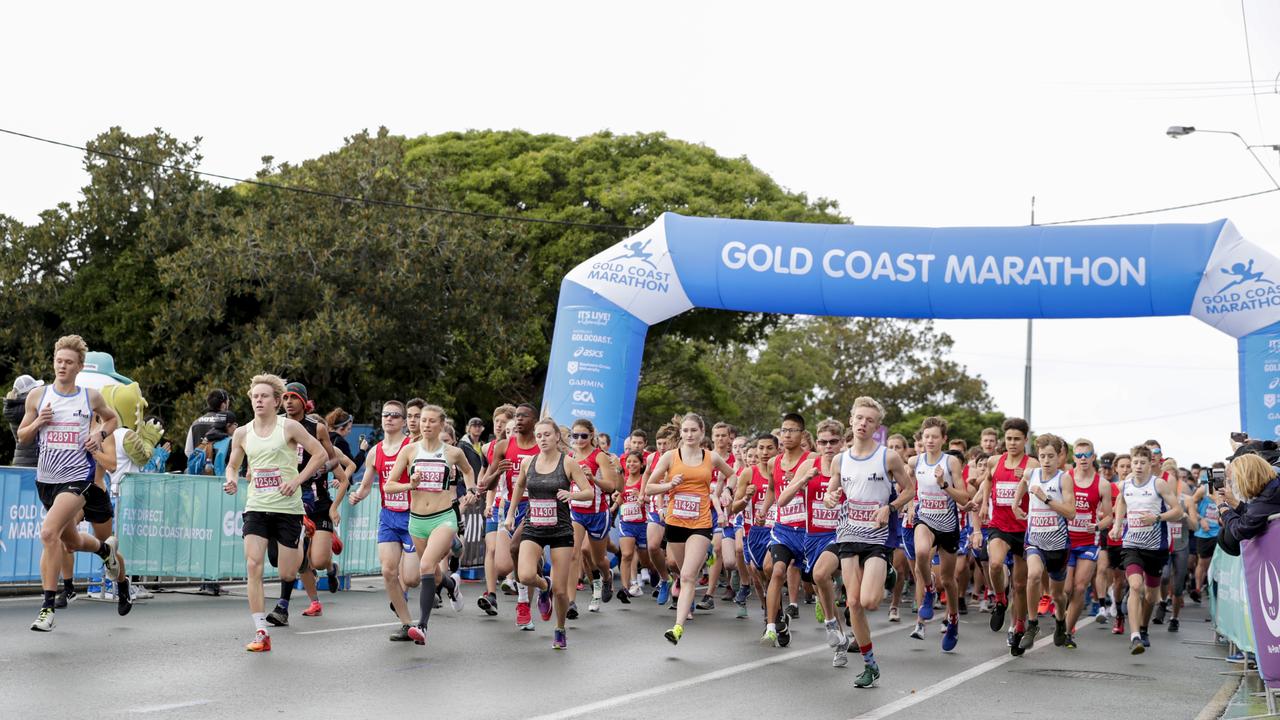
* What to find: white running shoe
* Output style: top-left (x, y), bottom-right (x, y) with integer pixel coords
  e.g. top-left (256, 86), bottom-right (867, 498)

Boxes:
top-left (825, 622), bottom-right (844, 648)
top-left (102, 536), bottom-right (121, 581)
top-left (909, 621), bottom-right (926, 640)
top-left (628, 582), bottom-right (643, 597)
top-left (30, 607), bottom-right (55, 632)
top-left (448, 573), bottom-right (463, 612)
top-left (833, 636), bottom-right (850, 667)
top-left (592, 578), bottom-right (603, 601)
top-left (589, 597), bottom-right (601, 613)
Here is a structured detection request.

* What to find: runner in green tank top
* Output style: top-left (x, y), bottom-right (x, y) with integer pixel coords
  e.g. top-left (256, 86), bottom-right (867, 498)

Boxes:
top-left (223, 373), bottom-right (328, 653)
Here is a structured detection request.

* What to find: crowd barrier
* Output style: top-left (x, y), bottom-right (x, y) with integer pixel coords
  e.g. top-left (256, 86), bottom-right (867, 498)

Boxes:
top-left (0, 467), bottom-right (485, 585)
top-left (1209, 545), bottom-right (1256, 654)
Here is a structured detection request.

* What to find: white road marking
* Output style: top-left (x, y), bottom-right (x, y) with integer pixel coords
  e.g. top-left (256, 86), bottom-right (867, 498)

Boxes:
top-left (848, 636), bottom-right (1055, 720)
top-left (296, 621), bottom-right (401, 635)
top-left (529, 623), bottom-right (911, 720)
top-left (129, 700), bottom-right (212, 713)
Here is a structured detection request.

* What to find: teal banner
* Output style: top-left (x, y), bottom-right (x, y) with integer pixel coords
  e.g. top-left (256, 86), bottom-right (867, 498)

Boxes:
top-left (1210, 546), bottom-right (1257, 654)
top-left (117, 473), bottom-right (381, 580)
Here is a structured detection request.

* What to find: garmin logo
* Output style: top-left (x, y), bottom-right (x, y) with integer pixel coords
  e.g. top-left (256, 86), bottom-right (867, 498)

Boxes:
top-left (720, 242), bottom-right (1146, 287)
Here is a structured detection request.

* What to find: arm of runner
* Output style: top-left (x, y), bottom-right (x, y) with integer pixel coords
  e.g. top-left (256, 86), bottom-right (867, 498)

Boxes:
top-left (1095, 482), bottom-right (1113, 531)
top-left (478, 439), bottom-right (510, 492)
top-left (1050, 473), bottom-right (1076, 520)
top-left (86, 389), bottom-right (118, 453)
top-left (1155, 479), bottom-right (1185, 524)
top-left (449, 446), bottom-right (480, 508)
top-left (223, 428), bottom-right (247, 495)
top-left (1108, 490), bottom-right (1127, 542)
top-left (642, 451), bottom-right (675, 496)
top-left (731, 467), bottom-right (752, 514)
top-left (560, 458), bottom-right (595, 503)
top-left (328, 450), bottom-right (355, 523)
top-left (942, 455), bottom-right (970, 504)
top-left (316, 423), bottom-right (340, 473)
top-left (777, 457), bottom-right (816, 505)
top-left (595, 451), bottom-right (620, 493)
top-left (823, 454), bottom-right (844, 508)
top-left (289, 420), bottom-right (328, 496)
top-left (382, 448), bottom-right (414, 494)
top-left (755, 471), bottom-right (777, 525)
top-left (15, 390), bottom-right (51, 446)
top-left (504, 460), bottom-right (531, 532)
top-left (90, 429), bottom-right (117, 472)
top-left (1011, 478), bottom-right (1029, 520)
top-left (351, 459), bottom-right (377, 505)
top-left (886, 450), bottom-right (916, 511)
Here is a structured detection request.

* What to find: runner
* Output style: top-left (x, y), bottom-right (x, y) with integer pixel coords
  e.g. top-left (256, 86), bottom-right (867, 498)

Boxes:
top-left (505, 418), bottom-right (595, 649)
top-left (642, 425), bottom-right (678, 605)
top-left (349, 400), bottom-right (422, 640)
top-left (1012, 433), bottom-right (1076, 652)
top-left (616, 450), bottom-right (650, 602)
top-left (1102, 453), bottom-right (1130, 634)
top-left (568, 419), bottom-right (618, 614)
top-left (382, 404), bottom-right (480, 647)
top-left (476, 405), bottom-right (514, 615)
top-left (751, 413), bottom-right (811, 647)
top-left (730, 432), bottom-right (779, 623)
top-left (406, 398), bottom-right (424, 442)
top-left (87, 413), bottom-right (153, 611)
top-left (644, 413), bottom-right (733, 645)
top-left (17, 335), bottom-right (127, 632)
top-left (1190, 464), bottom-right (1222, 603)
top-left (885, 433), bottom-right (911, 623)
top-left (1153, 464), bottom-right (1195, 633)
top-left (979, 418), bottom-right (1037, 654)
top-left (481, 403), bottom-right (540, 630)
top-left (698, 421), bottom-right (737, 611)
top-left (821, 397), bottom-right (916, 686)
top-left (1061, 438), bottom-right (1111, 648)
top-left (908, 416), bottom-right (969, 651)
top-left (1109, 445), bottom-right (1184, 655)
top-left (776, 418), bottom-right (845, 631)
top-left (221, 373), bottom-right (328, 651)
top-left (279, 383), bottom-right (347, 620)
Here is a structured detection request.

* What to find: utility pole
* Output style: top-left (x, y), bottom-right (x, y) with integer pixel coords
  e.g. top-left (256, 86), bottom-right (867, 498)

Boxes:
top-left (1025, 196), bottom-right (1034, 428)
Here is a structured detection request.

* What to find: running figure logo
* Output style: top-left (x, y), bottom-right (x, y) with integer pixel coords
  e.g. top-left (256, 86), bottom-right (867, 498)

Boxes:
top-left (1217, 259), bottom-right (1275, 294)
top-left (609, 239), bottom-right (658, 270)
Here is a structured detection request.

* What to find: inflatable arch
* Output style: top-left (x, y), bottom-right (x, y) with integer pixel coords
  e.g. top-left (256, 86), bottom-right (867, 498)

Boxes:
top-left (543, 213), bottom-right (1280, 450)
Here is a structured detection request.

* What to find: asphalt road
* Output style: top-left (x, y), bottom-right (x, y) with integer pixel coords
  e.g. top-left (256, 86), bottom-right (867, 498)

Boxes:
top-left (0, 579), bottom-right (1235, 719)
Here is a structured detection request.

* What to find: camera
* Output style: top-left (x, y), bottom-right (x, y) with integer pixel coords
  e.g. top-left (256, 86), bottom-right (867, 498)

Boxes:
top-left (1210, 467), bottom-right (1225, 490)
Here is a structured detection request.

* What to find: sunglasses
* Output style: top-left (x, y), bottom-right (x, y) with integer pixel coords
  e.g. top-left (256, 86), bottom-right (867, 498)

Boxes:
top-left (1074, 451), bottom-right (1093, 459)
top-left (570, 432), bottom-right (591, 440)
top-left (816, 438), bottom-right (841, 446)
top-left (382, 412), bottom-right (404, 418)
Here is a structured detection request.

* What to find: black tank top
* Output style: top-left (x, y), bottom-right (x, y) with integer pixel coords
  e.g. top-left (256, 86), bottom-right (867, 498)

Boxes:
top-left (524, 452), bottom-right (572, 537)
top-left (297, 416), bottom-right (332, 504)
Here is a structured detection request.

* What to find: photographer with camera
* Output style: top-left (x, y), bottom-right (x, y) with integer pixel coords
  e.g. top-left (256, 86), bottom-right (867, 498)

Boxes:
top-left (1190, 463), bottom-right (1223, 599)
top-left (1213, 436), bottom-right (1280, 556)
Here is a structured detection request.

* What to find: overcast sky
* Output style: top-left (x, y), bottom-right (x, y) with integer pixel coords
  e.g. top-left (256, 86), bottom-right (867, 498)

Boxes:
top-left (4, 1), bottom-right (1278, 464)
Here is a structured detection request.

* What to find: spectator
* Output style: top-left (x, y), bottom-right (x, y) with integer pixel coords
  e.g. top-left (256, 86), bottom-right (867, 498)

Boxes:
top-left (4, 374), bottom-right (44, 467)
top-left (143, 441), bottom-right (171, 473)
top-left (324, 407), bottom-right (367, 473)
top-left (184, 389), bottom-right (236, 460)
top-left (464, 417), bottom-right (485, 455)
top-left (1216, 451), bottom-right (1280, 555)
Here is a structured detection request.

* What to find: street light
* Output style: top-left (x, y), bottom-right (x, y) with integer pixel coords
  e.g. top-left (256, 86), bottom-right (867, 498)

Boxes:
top-left (1166, 125), bottom-right (1280, 190)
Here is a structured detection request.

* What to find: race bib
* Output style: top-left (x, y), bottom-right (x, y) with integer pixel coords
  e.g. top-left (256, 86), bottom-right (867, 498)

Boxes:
top-left (1170, 523), bottom-right (1183, 540)
top-left (1029, 511), bottom-right (1058, 528)
top-left (621, 501), bottom-right (643, 523)
top-left (994, 483), bottom-right (1016, 507)
top-left (570, 481), bottom-right (595, 510)
top-left (811, 501), bottom-right (839, 530)
top-left (296, 443), bottom-right (305, 466)
top-left (413, 462), bottom-right (446, 492)
top-left (253, 467), bottom-right (282, 493)
top-left (529, 498), bottom-right (558, 527)
top-left (671, 493), bottom-right (701, 520)
top-left (1126, 511), bottom-right (1152, 528)
top-left (778, 497), bottom-right (806, 525)
top-left (1205, 504), bottom-right (1219, 523)
top-left (1067, 514), bottom-right (1093, 533)
top-left (918, 496), bottom-right (947, 513)
top-left (384, 489), bottom-right (409, 512)
top-left (43, 422), bottom-right (81, 451)
top-left (844, 499), bottom-right (880, 529)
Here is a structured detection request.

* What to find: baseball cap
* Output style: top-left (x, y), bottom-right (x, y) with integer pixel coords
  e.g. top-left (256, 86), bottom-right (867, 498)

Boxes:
top-left (13, 375), bottom-right (44, 395)
top-left (283, 382), bottom-right (309, 403)
top-left (467, 417), bottom-right (484, 427)
top-left (1099, 457), bottom-right (1113, 468)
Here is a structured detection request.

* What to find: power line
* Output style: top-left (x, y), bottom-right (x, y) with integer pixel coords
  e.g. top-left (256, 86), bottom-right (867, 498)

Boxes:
top-left (0, 127), bottom-right (638, 234)
top-left (1040, 186), bottom-right (1280, 225)
top-left (1240, 0), bottom-right (1266, 141)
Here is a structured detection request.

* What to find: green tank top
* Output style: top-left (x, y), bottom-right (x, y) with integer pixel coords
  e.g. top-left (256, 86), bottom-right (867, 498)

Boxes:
top-left (243, 416), bottom-right (303, 514)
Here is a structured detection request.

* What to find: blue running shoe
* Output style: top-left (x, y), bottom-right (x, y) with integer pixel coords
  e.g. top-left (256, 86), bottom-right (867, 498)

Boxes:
top-left (920, 590), bottom-right (936, 621)
top-left (656, 581), bottom-right (671, 606)
top-left (942, 619), bottom-right (959, 652)
top-left (734, 584), bottom-right (751, 605)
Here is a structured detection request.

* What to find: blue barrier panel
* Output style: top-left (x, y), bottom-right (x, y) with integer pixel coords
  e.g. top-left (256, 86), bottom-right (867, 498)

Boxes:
top-left (0, 466), bottom-right (102, 583)
top-left (1210, 546), bottom-right (1256, 654)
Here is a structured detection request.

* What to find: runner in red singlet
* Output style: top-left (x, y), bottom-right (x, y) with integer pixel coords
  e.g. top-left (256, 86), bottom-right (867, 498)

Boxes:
top-left (476, 404), bottom-right (515, 615)
top-left (480, 403), bottom-right (540, 630)
top-left (979, 417), bottom-right (1037, 654)
top-left (642, 425), bottom-right (677, 605)
top-left (1062, 438), bottom-right (1111, 648)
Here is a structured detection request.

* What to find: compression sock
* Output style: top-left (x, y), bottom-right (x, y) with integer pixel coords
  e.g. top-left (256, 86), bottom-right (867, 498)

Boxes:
top-left (93, 540), bottom-right (110, 559)
top-left (63, 579), bottom-right (74, 594)
top-left (419, 575), bottom-right (437, 628)
top-left (279, 580), bottom-right (294, 608)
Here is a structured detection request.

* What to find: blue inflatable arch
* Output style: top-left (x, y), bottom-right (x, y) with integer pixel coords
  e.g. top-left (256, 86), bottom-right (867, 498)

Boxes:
top-left (543, 213), bottom-right (1280, 450)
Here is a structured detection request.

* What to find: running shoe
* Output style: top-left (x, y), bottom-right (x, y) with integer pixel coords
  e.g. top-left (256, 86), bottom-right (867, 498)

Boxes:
top-left (1053, 616), bottom-right (1067, 647)
top-left (854, 663), bottom-right (880, 689)
top-left (978, 598), bottom-right (992, 613)
top-left (888, 605), bottom-right (901, 623)
top-left (30, 607), bottom-right (55, 632)
top-left (833, 636), bottom-right (850, 668)
top-left (1010, 629), bottom-right (1026, 657)
top-left (407, 625), bottom-right (427, 646)
top-left (331, 534), bottom-right (344, 555)
top-left (616, 589), bottom-right (631, 605)
top-left (1129, 635), bottom-right (1144, 655)
top-left (478, 592), bottom-right (498, 616)
top-left (777, 610), bottom-right (792, 647)
top-left (591, 578), bottom-right (603, 603)
top-left (942, 619), bottom-right (959, 652)
top-left (989, 601), bottom-right (1006, 632)
top-left (656, 581), bottom-right (671, 606)
top-left (959, 597), bottom-right (968, 615)
top-left (302, 600), bottom-right (323, 617)
top-left (919, 589), bottom-right (936, 621)
top-left (588, 597), bottom-right (601, 613)
top-left (628, 582), bottom-right (643, 597)
top-left (1064, 633), bottom-right (1078, 649)
top-left (266, 602), bottom-right (289, 626)
top-left (759, 629), bottom-right (779, 647)
top-left (735, 601), bottom-right (748, 619)
top-left (1019, 621), bottom-right (1039, 650)
top-left (1112, 615), bottom-right (1125, 635)
top-left (909, 621), bottom-right (926, 640)
top-left (786, 603), bottom-right (799, 619)
top-left (602, 574), bottom-right (613, 603)
top-left (1189, 588), bottom-right (1202, 604)
top-left (516, 600), bottom-right (534, 630)
top-left (501, 578), bottom-right (518, 595)
top-left (54, 590), bottom-right (70, 609)
top-left (102, 536), bottom-right (121, 581)
top-left (815, 602), bottom-right (825, 624)
top-left (245, 629), bottom-right (270, 652)
top-left (434, 595), bottom-right (442, 609)
top-left (1139, 630), bottom-right (1150, 647)
top-left (117, 578), bottom-right (134, 616)
top-left (1152, 600), bottom-right (1167, 625)
top-left (1095, 608), bottom-right (1110, 624)
top-left (538, 589), bottom-right (553, 622)
top-left (553, 627), bottom-right (567, 649)
top-left (668, 596), bottom-right (678, 611)
top-left (448, 573), bottom-right (463, 612)
top-left (884, 566), bottom-right (897, 592)
top-left (1037, 594), bottom-right (1052, 617)
top-left (1168, 618), bottom-right (1180, 632)
top-left (696, 595), bottom-right (715, 611)
top-left (734, 584), bottom-right (751, 605)
top-left (567, 602), bottom-right (579, 620)
top-left (825, 621), bottom-right (844, 648)
top-left (389, 624), bottom-right (412, 642)
top-left (327, 562), bottom-right (339, 593)
top-left (722, 585), bottom-right (737, 602)
top-left (1089, 600), bottom-right (1100, 617)
top-left (664, 625), bottom-right (683, 645)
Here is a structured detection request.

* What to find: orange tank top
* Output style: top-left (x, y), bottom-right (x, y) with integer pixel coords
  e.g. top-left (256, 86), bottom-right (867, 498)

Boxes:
top-left (665, 448), bottom-right (714, 529)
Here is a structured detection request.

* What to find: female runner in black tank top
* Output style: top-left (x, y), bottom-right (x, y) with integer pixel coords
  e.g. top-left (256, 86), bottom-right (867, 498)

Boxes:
top-left (504, 418), bottom-right (594, 649)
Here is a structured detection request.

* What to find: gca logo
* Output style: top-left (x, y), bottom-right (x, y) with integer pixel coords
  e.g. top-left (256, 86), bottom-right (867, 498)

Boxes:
top-left (572, 391), bottom-right (596, 403)
top-left (223, 510), bottom-right (244, 537)
top-left (1259, 560), bottom-right (1280, 637)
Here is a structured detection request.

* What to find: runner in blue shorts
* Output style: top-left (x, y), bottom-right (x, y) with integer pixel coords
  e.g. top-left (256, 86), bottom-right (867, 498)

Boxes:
top-left (758, 413), bottom-right (811, 648)
top-left (730, 433), bottom-right (779, 620)
top-left (568, 420), bottom-right (618, 615)
top-left (350, 400), bottom-right (421, 641)
top-left (776, 419), bottom-right (846, 627)
top-left (615, 450), bottom-right (650, 603)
